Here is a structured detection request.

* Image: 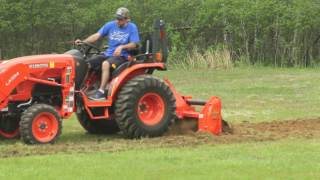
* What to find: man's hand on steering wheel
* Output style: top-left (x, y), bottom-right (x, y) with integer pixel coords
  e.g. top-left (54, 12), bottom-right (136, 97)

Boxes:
top-left (74, 39), bottom-right (82, 46)
top-left (74, 39), bottom-right (101, 56)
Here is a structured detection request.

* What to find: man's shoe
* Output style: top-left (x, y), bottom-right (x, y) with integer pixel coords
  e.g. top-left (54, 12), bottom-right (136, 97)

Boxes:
top-left (89, 90), bottom-right (106, 101)
top-left (85, 89), bottom-right (97, 96)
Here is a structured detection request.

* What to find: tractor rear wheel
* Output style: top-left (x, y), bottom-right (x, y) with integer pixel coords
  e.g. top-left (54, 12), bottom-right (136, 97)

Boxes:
top-left (20, 104), bottom-right (62, 144)
top-left (0, 116), bottom-right (20, 139)
top-left (76, 94), bottom-right (120, 134)
top-left (114, 75), bottom-right (176, 138)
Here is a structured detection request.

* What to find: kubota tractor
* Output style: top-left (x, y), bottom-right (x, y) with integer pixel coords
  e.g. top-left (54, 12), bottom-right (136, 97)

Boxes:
top-left (0, 20), bottom-right (226, 144)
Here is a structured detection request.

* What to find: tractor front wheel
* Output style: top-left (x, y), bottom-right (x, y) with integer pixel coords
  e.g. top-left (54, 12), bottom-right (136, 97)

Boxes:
top-left (115, 75), bottom-right (176, 138)
top-left (20, 104), bottom-right (62, 144)
top-left (0, 116), bottom-right (20, 139)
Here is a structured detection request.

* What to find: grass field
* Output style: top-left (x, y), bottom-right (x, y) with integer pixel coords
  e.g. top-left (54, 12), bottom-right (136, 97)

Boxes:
top-left (164, 67), bottom-right (320, 123)
top-left (1, 67), bottom-right (320, 179)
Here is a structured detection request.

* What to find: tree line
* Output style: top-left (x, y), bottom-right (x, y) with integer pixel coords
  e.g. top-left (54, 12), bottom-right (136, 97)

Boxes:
top-left (0, 0), bottom-right (319, 67)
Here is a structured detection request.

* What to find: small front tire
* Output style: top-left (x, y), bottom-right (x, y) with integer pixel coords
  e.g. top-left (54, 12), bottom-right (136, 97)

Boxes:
top-left (20, 104), bottom-right (62, 144)
top-left (0, 116), bottom-right (20, 139)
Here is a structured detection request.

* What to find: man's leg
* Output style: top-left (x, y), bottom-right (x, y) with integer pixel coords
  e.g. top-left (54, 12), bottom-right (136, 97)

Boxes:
top-left (99, 60), bottom-right (110, 91)
top-left (90, 56), bottom-right (127, 100)
top-left (86, 54), bottom-right (107, 70)
top-left (88, 55), bottom-right (108, 100)
top-left (99, 56), bottom-right (126, 90)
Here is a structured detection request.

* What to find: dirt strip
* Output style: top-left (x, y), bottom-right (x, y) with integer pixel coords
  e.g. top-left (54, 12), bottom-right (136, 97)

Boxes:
top-left (1, 118), bottom-right (319, 158)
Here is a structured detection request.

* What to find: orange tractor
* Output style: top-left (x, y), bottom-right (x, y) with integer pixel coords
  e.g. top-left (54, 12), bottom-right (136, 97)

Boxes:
top-left (0, 20), bottom-right (226, 144)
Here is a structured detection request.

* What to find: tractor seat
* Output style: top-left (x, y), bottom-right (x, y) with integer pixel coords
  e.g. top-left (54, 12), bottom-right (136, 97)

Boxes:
top-left (110, 40), bottom-right (154, 78)
top-left (111, 60), bottom-right (143, 79)
top-left (88, 33), bottom-right (153, 79)
top-left (86, 55), bottom-right (144, 80)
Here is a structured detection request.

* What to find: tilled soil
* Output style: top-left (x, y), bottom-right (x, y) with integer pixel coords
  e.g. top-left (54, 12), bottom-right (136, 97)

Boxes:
top-left (1, 118), bottom-right (319, 158)
top-left (165, 118), bottom-right (320, 144)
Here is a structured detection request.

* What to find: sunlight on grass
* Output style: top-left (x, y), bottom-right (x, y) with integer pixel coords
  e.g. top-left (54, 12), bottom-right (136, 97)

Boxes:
top-left (0, 139), bottom-right (319, 180)
top-left (156, 67), bottom-right (320, 122)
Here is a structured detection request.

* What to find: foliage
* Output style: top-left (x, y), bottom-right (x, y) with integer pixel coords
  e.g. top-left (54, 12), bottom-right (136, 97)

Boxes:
top-left (169, 46), bottom-right (233, 70)
top-left (0, 0), bottom-right (319, 67)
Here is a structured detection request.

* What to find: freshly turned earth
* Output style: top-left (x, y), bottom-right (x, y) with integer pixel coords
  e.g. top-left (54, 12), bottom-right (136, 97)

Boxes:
top-left (1, 118), bottom-right (319, 158)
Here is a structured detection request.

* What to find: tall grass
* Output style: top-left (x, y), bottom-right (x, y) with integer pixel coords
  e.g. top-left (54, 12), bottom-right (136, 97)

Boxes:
top-left (169, 47), bottom-right (233, 70)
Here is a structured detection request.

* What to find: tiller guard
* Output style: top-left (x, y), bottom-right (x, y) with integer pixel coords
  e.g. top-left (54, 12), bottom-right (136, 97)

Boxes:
top-left (165, 79), bottom-right (225, 135)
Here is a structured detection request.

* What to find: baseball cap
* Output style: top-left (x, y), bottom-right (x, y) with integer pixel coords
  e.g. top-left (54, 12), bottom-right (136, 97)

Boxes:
top-left (115, 7), bottom-right (129, 19)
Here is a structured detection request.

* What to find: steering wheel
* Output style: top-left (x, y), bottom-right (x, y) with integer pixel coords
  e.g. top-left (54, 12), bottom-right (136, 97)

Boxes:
top-left (76, 41), bottom-right (101, 57)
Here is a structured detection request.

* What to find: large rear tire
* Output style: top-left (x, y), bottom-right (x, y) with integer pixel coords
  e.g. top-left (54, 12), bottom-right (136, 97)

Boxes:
top-left (76, 94), bottom-right (120, 134)
top-left (114, 75), bottom-right (176, 138)
top-left (20, 104), bottom-right (62, 144)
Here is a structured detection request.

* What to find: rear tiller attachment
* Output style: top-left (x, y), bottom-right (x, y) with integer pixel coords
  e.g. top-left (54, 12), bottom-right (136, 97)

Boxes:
top-left (165, 79), bottom-right (228, 135)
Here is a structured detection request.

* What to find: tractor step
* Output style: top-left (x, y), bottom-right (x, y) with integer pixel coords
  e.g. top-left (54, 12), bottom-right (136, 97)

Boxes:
top-left (80, 91), bottom-right (111, 107)
top-left (85, 98), bottom-right (111, 107)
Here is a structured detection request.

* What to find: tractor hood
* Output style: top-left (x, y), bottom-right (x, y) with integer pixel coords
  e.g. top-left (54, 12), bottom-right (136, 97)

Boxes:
top-left (0, 54), bottom-right (75, 75)
top-left (0, 54), bottom-right (76, 102)
top-left (1, 54), bottom-right (74, 68)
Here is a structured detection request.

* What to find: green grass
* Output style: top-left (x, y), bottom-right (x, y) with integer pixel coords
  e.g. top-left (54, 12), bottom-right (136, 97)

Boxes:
top-left (157, 67), bottom-right (320, 122)
top-left (0, 139), bottom-right (319, 180)
top-left (1, 67), bottom-right (320, 179)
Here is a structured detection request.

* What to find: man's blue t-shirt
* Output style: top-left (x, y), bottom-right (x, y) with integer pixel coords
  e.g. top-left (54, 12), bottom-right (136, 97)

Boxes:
top-left (98, 21), bottom-right (140, 59)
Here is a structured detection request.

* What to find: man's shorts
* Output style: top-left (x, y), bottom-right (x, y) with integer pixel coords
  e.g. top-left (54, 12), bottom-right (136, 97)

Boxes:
top-left (87, 54), bottom-right (127, 72)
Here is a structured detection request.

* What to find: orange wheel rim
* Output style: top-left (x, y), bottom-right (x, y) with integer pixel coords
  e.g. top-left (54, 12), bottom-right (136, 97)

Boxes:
top-left (137, 93), bottom-right (165, 125)
top-left (32, 112), bottom-right (58, 143)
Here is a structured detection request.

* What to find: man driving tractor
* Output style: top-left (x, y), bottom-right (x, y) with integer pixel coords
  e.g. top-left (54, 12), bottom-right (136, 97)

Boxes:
top-left (0, 13), bottom-right (227, 144)
top-left (75, 7), bottom-right (140, 101)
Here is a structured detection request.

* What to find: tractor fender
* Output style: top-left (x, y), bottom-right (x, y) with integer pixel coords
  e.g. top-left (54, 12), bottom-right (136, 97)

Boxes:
top-left (107, 62), bottom-right (165, 100)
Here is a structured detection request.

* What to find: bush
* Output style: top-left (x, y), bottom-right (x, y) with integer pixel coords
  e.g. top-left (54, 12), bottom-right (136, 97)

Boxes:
top-left (168, 46), bottom-right (233, 70)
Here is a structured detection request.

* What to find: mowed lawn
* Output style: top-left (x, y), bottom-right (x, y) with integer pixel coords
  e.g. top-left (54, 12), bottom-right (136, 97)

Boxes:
top-left (1, 67), bottom-right (320, 179)
top-left (163, 67), bottom-right (320, 123)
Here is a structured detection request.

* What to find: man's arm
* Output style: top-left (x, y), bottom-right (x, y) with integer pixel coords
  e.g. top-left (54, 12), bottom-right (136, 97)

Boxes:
top-left (83, 33), bottom-right (101, 43)
top-left (114, 23), bottom-right (140, 56)
top-left (119, 42), bottom-right (137, 50)
top-left (75, 33), bottom-right (101, 45)
top-left (113, 42), bottom-right (137, 56)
